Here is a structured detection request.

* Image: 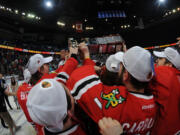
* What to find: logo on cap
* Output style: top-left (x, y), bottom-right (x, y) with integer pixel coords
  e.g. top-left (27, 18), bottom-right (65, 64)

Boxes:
top-left (42, 81), bottom-right (51, 88)
top-left (37, 60), bottom-right (40, 64)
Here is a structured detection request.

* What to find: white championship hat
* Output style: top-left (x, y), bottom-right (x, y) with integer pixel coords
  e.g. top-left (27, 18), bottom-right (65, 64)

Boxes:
top-left (27, 54), bottom-right (53, 75)
top-left (23, 69), bottom-right (31, 83)
top-left (153, 47), bottom-right (180, 70)
top-left (115, 46), bottom-right (153, 82)
top-left (105, 52), bottom-right (124, 73)
top-left (27, 79), bottom-right (67, 132)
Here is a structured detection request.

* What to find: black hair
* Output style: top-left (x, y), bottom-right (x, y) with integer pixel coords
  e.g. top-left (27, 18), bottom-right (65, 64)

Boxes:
top-left (11, 77), bottom-right (16, 85)
top-left (116, 65), bottom-right (125, 86)
top-left (100, 68), bottom-right (118, 86)
top-left (129, 73), bottom-right (149, 90)
top-left (29, 66), bottom-right (44, 85)
top-left (164, 58), bottom-right (176, 68)
top-left (63, 90), bottom-right (72, 124)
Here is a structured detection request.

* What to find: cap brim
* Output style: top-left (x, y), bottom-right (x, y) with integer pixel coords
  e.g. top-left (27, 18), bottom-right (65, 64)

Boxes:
top-left (43, 57), bottom-right (53, 64)
top-left (106, 55), bottom-right (119, 72)
top-left (153, 51), bottom-right (166, 58)
top-left (114, 52), bottom-right (124, 62)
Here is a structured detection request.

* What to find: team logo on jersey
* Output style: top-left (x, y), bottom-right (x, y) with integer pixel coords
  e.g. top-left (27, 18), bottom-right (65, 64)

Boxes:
top-left (42, 81), bottom-right (51, 88)
top-left (101, 89), bottom-right (125, 109)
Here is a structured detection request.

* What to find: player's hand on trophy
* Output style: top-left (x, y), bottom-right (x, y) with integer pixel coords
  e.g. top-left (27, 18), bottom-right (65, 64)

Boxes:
top-left (79, 42), bottom-right (90, 59)
top-left (69, 46), bottom-right (78, 56)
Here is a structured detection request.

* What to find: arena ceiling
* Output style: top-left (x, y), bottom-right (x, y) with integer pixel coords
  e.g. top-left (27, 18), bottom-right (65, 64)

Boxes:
top-left (0, 0), bottom-right (180, 34)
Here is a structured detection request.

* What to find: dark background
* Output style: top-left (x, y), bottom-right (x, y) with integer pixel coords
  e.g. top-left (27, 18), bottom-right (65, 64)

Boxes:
top-left (0, 0), bottom-right (179, 49)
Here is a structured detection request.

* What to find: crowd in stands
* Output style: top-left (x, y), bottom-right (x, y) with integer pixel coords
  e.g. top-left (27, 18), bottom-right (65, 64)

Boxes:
top-left (0, 39), bottom-right (61, 52)
top-left (0, 37), bottom-right (180, 135)
top-left (0, 38), bottom-right (179, 78)
top-left (0, 48), bottom-right (61, 78)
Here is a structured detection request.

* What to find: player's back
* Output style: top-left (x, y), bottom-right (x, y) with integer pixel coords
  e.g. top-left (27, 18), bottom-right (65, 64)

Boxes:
top-left (102, 85), bottom-right (157, 135)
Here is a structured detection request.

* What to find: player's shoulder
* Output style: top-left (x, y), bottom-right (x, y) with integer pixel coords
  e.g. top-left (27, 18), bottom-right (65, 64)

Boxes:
top-left (155, 66), bottom-right (175, 76)
top-left (102, 85), bottom-right (127, 98)
top-left (71, 65), bottom-right (96, 79)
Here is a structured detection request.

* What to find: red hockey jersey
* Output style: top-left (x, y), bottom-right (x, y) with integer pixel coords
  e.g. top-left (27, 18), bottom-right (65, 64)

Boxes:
top-left (17, 82), bottom-right (33, 122)
top-left (34, 57), bottom-right (86, 135)
top-left (17, 82), bottom-right (44, 135)
top-left (150, 66), bottom-right (180, 135)
top-left (67, 65), bottom-right (157, 135)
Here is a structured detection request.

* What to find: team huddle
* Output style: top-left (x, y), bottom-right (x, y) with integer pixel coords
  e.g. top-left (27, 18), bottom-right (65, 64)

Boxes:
top-left (1, 40), bottom-right (180, 135)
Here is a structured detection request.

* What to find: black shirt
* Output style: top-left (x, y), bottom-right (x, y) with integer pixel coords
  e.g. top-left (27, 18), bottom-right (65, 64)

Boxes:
top-left (0, 79), bottom-right (7, 112)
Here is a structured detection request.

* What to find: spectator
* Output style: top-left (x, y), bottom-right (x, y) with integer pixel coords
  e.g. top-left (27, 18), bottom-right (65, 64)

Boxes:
top-left (0, 74), bottom-right (13, 110)
top-left (0, 73), bottom-right (21, 135)
top-left (10, 76), bottom-right (20, 109)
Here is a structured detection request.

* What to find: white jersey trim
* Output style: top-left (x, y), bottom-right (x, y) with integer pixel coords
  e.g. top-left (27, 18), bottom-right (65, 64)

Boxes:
top-left (74, 80), bottom-right (101, 100)
top-left (71, 74), bottom-right (99, 94)
top-left (58, 125), bottom-right (79, 135)
top-left (55, 77), bottom-right (66, 83)
top-left (58, 72), bottom-right (69, 79)
top-left (130, 93), bottom-right (154, 100)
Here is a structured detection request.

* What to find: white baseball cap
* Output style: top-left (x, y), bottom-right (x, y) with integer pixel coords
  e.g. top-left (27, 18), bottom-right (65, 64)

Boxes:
top-left (27, 79), bottom-right (67, 132)
top-left (27, 54), bottom-right (53, 75)
top-left (106, 52), bottom-right (124, 73)
top-left (153, 47), bottom-right (180, 70)
top-left (23, 69), bottom-right (31, 83)
top-left (119, 46), bottom-right (153, 82)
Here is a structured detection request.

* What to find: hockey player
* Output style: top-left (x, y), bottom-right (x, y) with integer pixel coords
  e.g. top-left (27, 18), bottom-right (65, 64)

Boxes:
top-left (66, 46), bottom-right (157, 135)
top-left (151, 47), bottom-right (180, 135)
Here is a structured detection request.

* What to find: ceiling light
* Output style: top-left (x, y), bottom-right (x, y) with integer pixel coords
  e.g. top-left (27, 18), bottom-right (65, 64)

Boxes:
top-left (27, 13), bottom-right (35, 18)
top-left (57, 21), bottom-right (65, 26)
top-left (15, 10), bottom-right (19, 14)
top-left (159, 0), bottom-right (165, 3)
top-left (86, 27), bottom-right (93, 30)
top-left (45, 1), bottom-right (53, 8)
top-left (22, 12), bottom-right (26, 15)
top-left (172, 9), bottom-right (176, 13)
